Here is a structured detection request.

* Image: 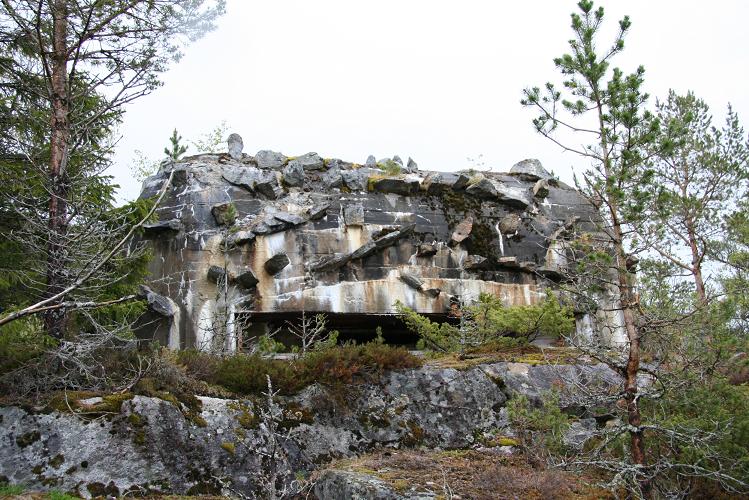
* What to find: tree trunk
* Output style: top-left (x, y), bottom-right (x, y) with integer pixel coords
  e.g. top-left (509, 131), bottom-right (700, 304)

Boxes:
top-left (687, 225), bottom-right (708, 306)
top-left (44, 0), bottom-right (71, 339)
top-left (613, 219), bottom-right (650, 497)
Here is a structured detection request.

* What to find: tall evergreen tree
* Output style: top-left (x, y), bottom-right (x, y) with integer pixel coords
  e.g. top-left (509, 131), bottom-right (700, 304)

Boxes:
top-left (522, 0), bottom-right (659, 494)
top-left (643, 91), bottom-right (749, 305)
top-left (0, 0), bottom-right (225, 337)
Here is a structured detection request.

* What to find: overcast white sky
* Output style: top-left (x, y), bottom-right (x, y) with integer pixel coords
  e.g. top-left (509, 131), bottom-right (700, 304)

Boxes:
top-left (111, 0), bottom-right (749, 202)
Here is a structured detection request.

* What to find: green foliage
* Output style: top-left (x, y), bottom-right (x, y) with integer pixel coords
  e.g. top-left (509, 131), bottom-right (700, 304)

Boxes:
top-left (507, 391), bottom-right (570, 454)
top-left (0, 316), bottom-right (55, 375)
top-left (378, 159), bottom-right (402, 176)
top-left (180, 341), bottom-right (422, 396)
top-left (0, 482), bottom-right (25, 496)
top-left (255, 334), bottom-right (285, 356)
top-left (395, 292), bottom-right (574, 353)
top-left (190, 121), bottom-right (230, 153)
top-left (164, 128), bottom-right (188, 160)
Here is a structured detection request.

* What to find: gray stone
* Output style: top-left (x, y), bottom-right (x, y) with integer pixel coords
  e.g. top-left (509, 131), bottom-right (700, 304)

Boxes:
top-left (273, 211), bottom-right (305, 226)
top-left (227, 133), bottom-right (243, 160)
top-left (254, 172), bottom-right (282, 199)
top-left (417, 243), bottom-right (437, 257)
top-left (211, 202), bottom-right (236, 226)
top-left (308, 203), bottom-right (330, 220)
top-left (374, 224), bottom-right (415, 248)
top-left (564, 418), bottom-right (598, 450)
top-left (533, 178), bottom-right (550, 199)
top-left (392, 155), bottom-right (403, 166)
top-left (465, 177), bottom-right (498, 200)
top-left (451, 216), bottom-right (473, 244)
top-left (399, 272), bottom-right (424, 291)
top-left (313, 470), bottom-right (403, 500)
top-left (0, 361), bottom-right (619, 497)
top-left (406, 157), bottom-right (418, 173)
top-left (365, 155), bottom-right (377, 167)
top-left (206, 265), bottom-right (227, 283)
top-left (295, 152), bottom-right (324, 171)
top-left (137, 285), bottom-right (177, 317)
top-left (453, 173), bottom-right (470, 190)
top-left (349, 240), bottom-right (377, 261)
top-left (255, 150), bottom-right (288, 170)
top-left (341, 169), bottom-right (367, 191)
top-left (282, 159), bottom-right (305, 187)
top-left (143, 219), bottom-right (181, 236)
top-left (235, 268), bottom-right (259, 289)
top-left (423, 172), bottom-right (458, 194)
top-left (264, 253), bottom-right (290, 275)
top-left (227, 230), bottom-right (255, 247)
top-left (370, 176), bottom-right (419, 196)
top-left (509, 158), bottom-right (553, 180)
top-left (464, 254), bottom-right (488, 270)
top-left (222, 166), bottom-right (259, 191)
top-left (499, 213), bottom-right (521, 234)
top-left (321, 166), bottom-right (342, 189)
top-left (495, 182), bottom-right (531, 208)
top-left (344, 204), bottom-right (365, 226)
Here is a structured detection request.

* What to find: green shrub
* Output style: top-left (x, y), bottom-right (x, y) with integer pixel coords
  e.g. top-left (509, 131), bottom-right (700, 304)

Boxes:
top-left (192, 341), bottom-right (422, 396)
top-left (377, 159), bottom-right (402, 176)
top-left (507, 391), bottom-right (569, 455)
top-left (395, 291), bottom-right (574, 353)
top-left (0, 316), bottom-right (55, 375)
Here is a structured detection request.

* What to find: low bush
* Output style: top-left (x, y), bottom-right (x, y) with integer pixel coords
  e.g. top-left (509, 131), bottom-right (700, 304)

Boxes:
top-left (178, 341), bottom-right (422, 396)
top-left (395, 290), bottom-right (574, 353)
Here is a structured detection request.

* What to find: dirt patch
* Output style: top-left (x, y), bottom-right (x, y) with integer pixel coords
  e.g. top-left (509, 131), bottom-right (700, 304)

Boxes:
top-left (320, 449), bottom-right (611, 499)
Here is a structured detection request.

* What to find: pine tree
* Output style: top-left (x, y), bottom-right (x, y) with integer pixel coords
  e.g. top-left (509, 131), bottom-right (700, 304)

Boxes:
top-left (522, 1), bottom-right (658, 494)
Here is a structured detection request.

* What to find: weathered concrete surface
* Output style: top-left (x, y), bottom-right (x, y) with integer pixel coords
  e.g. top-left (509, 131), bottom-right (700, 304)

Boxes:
top-left (0, 361), bottom-right (617, 498)
top-left (136, 151), bottom-right (620, 350)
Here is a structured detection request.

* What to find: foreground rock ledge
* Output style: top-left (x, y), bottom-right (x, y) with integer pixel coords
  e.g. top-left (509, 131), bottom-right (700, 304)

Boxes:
top-left (0, 361), bottom-right (617, 498)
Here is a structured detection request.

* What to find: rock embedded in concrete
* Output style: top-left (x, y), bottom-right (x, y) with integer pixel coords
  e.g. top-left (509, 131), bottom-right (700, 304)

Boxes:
top-left (142, 219), bottom-right (181, 236)
top-left (138, 285), bottom-right (177, 317)
top-left (254, 150), bottom-right (287, 170)
top-left (227, 230), bottom-right (255, 247)
top-left (370, 176), bottom-right (419, 196)
top-left (365, 155), bottom-right (377, 167)
top-left (211, 203), bottom-right (236, 226)
top-left (235, 268), bottom-right (259, 289)
top-left (406, 157), bottom-right (418, 173)
top-left (282, 159), bottom-right (305, 187)
top-left (533, 178), bottom-right (550, 199)
top-left (206, 265), bottom-right (227, 283)
top-left (294, 152), bottom-right (325, 171)
top-left (344, 204), bottom-right (365, 226)
top-left (399, 271), bottom-right (424, 291)
top-left (509, 158), bottom-right (553, 180)
top-left (499, 213), bottom-right (521, 234)
top-left (227, 133), bottom-right (243, 160)
top-left (264, 253), bottom-right (290, 275)
top-left (451, 216), bottom-right (473, 244)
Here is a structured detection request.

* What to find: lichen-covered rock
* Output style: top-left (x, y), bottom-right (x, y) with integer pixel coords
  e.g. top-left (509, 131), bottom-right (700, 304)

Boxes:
top-left (510, 158), bottom-right (553, 180)
top-left (0, 361), bottom-right (619, 498)
top-left (254, 150), bottom-right (287, 170)
top-left (282, 159), bottom-right (305, 187)
top-left (227, 133), bottom-right (244, 160)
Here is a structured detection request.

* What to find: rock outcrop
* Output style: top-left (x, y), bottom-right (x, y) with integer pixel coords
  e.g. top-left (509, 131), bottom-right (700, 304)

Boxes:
top-left (0, 361), bottom-right (617, 498)
top-left (135, 142), bottom-right (624, 350)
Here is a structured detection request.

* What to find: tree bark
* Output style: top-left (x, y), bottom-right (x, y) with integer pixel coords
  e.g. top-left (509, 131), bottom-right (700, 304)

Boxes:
top-left (44, 0), bottom-right (71, 339)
